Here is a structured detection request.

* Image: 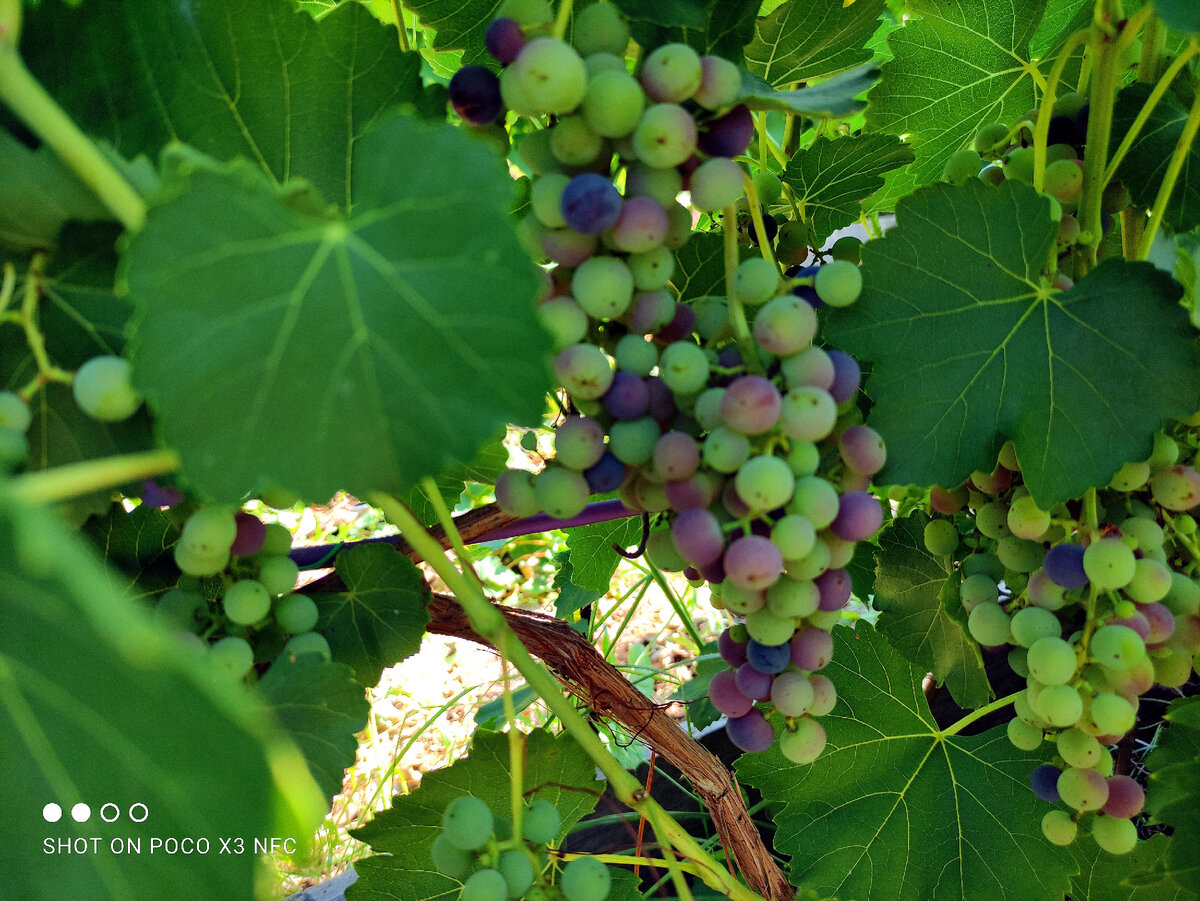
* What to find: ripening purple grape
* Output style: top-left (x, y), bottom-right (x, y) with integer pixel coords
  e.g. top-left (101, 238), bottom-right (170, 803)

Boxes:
top-left (449, 65), bottom-right (504, 125)
top-left (655, 303), bottom-right (697, 343)
top-left (1030, 764), bottom-right (1062, 802)
top-left (746, 639), bottom-right (792, 675)
top-left (735, 662), bottom-right (774, 700)
top-left (231, 512), bottom-right (267, 557)
top-left (827, 350), bottom-right (861, 403)
top-left (609, 196), bottom-right (669, 254)
top-left (698, 105), bottom-right (753, 157)
top-left (709, 670), bottom-right (754, 717)
top-left (724, 535), bottom-right (784, 591)
top-left (752, 295), bottom-right (818, 357)
top-left (815, 568), bottom-right (852, 612)
top-left (1043, 543), bottom-right (1088, 588)
top-left (1102, 775), bottom-right (1145, 818)
top-left (560, 173), bottom-right (623, 235)
top-left (541, 227), bottom-right (597, 266)
top-left (838, 425), bottom-right (886, 476)
top-left (653, 431), bottom-right (700, 481)
top-left (780, 346), bottom-right (835, 391)
top-left (603, 371), bottom-right (650, 420)
top-left (831, 491), bottom-right (883, 541)
top-left (726, 709), bottom-right (776, 752)
top-left (671, 508), bottom-right (726, 567)
top-left (1142, 602), bottom-right (1176, 645)
top-left (584, 452), bottom-right (628, 493)
top-left (665, 473), bottom-right (719, 510)
top-left (718, 626), bottom-right (749, 667)
top-left (626, 290), bottom-right (676, 334)
top-left (485, 17), bottom-right (525, 64)
top-left (1108, 611), bottom-right (1150, 640)
top-left (790, 627), bottom-right (834, 671)
top-left (142, 478), bottom-right (184, 509)
top-left (644, 375), bottom-right (677, 421)
top-left (719, 376), bottom-right (782, 435)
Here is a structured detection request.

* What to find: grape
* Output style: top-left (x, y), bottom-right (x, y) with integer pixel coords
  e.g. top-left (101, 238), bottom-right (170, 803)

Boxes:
top-left (766, 672), bottom-right (813, 717)
top-left (664, 472), bottom-right (718, 510)
top-left (671, 508), bottom-right (725, 567)
top-left (1109, 460), bottom-right (1150, 491)
top-left (572, 1), bottom-right (629, 56)
top-left (431, 832), bottom-right (475, 879)
top-left (449, 65), bottom-right (504, 125)
top-left (1035, 684), bottom-right (1084, 727)
top-left (734, 455), bottom-right (794, 512)
top-left (968, 602), bottom-right (1012, 646)
top-left (996, 536), bottom-right (1044, 574)
top-left (735, 661), bottom-right (774, 699)
top-left (642, 43), bottom-right (702, 103)
top-left (831, 491), bottom-right (882, 542)
top-left (541, 227), bottom-right (597, 266)
top-left (1057, 727), bottom-right (1103, 768)
top-left (283, 630), bottom-right (331, 661)
top-left (694, 54), bottom-right (741, 109)
top-left (602, 371), bottom-right (650, 420)
top-left (780, 387), bottom-right (837, 442)
top-left (664, 201), bottom-right (694, 250)
top-left (924, 519), bottom-right (960, 556)
top-left (959, 574), bottom-right (999, 613)
top-left (1089, 692), bottom-right (1135, 736)
top-left (495, 468), bottom-right (541, 516)
top-left (627, 247), bottom-right (675, 292)
top-left (1150, 465), bottom-right (1200, 511)
top-left (550, 115), bottom-right (603, 166)
top-left (648, 432), bottom-right (696, 482)
top-left (626, 289), bottom-right (675, 332)
top-left (1010, 606), bottom-right (1061, 647)
top-left (0, 391), bottom-right (31, 432)
top-left (753, 294), bottom-right (818, 356)
top-left (807, 674), bottom-right (837, 715)
top-left (658, 341), bottom-right (709, 395)
top-left (1091, 815), bottom-right (1137, 855)
top-left (582, 69), bottom-right (645, 139)
top-left (496, 849), bottom-right (535, 896)
top-left (632, 103), bottom-right (697, 168)
top-left (584, 452), bottom-right (627, 493)
top-left (717, 376), bottom-right (779, 436)
top-left (443, 796), bottom-right (494, 851)
top-left (1142, 602), bottom-right (1175, 644)
top-left (709, 669), bottom-right (755, 717)
top-left (1030, 764), bottom-right (1061, 801)
top-left (789, 476), bottom-right (839, 530)
top-left (626, 162), bottom-right (683, 208)
top-left (73, 355), bottom-right (142, 422)
top-left (522, 798), bottom-right (562, 844)
top-left (974, 122), bottom-right (1010, 154)
top-left (1101, 775), bottom-right (1145, 818)
top-left (1027, 636), bottom-right (1077, 684)
top-left (724, 535), bottom-right (784, 591)
top-left (698, 104), bottom-right (753, 158)
top-left (555, 344), bottom-right (613, 400)
top-left (779, 718), bottom-right (826, 764)
top-left (930, 484), bottom-right (968, 515)
top-left (1004, 146), bottom-right (1035, 183)
top-left (560, 856), bottom-right (611, 901)
top-left (1165, 572), bottom-right (1200, 616)
top-left (726, 709), bottom-right (776, 752)
top-left (718, 628), bottom-right (749, 668)
top-left (1043, 158), bottom-right (1083, 203)
top-left (531, 173), bottom-right (570, 228)
top-left (258, 555), bottom-right (299, 596)
top-left (943, 148), bottom-right (982, 184)
top-left (813, 261), bottom-right (862, 307)
top-left (1007, 716), bottom-right (1043, 750)
top-left (753, 171), bottom-right (784, 206)
top-left (462, 868), bottom-right (508, 901)
top-left (572, 255), bottom-right (633, 321)
top-left (609, 196), bottom-right (669, 254)
top-left (1127, 557), bottom-right (1172, 604)
top-left (174, 542), bottom-right (229, 578)
top-left (608, 416), bottom-right (659, 466)
top-left (1007, 495), bottom-right (1050, 539)
top-left (771, 515), bottom-right (817, 562)
top-left (790, 627), bottom-right (834, 670)
top-left (745, 639), bottom-right (791, 675)
top-left (1121, 516), bottom-right (1164, 551)
top-left (780, 345), bottom-right (835, 391)
top-left (210, 636), bottom-right (254, 681)
top-left (535, 466), bottom-right (590, 519)
top-left (554, 417), bottom-right (606, 471)
top-left (732, 257), bottom-right (779, 306)
top-left (975, 501), bottom-right (1011, 539)
top-left (223, 580), bottom-right (271, 625)
top-left (1057, 766), bottom-right (1109, 812)
top-left (228, 512), bottom-right (265, 556)
top-left (502, 38), bottom-right (587, 116)
top-left (1026, 569), bottom-right (1066, 610)
top-left (1043, 543), bottom-right (1088, 588)
top-left (275, 592), bottom-right (319, 634)
top-left (485, 17), bottom-right (524, 65)
top-left (689, 157), bottom-right (745, 211)
top-left (155, 588), bottom-right (203, 631)
top-left (1083, 538), bottom-right (1136, 590)
top-left (1089, 624), bottom-right (1146, 670)
top-left (1041, 810), bottom-right (1077, 846)
top-left (838, 425), bottom-right (886, 476)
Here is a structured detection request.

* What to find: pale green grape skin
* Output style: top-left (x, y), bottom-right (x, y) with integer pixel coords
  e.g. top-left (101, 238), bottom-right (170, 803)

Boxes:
top-left (967, 601), bottom-right (1012, 646)
top-left (1089, 692), bottom-right (1135, 736)
top-left (1041, 810), bottom-right (1078, 846)
top-left (223, 580), bottom-right (272, 625)
top-left (1057, 728), bottom-right (1102, 768)
top-left (1091, 815), bottom-right (1137, 855)
top-left (813, 261), bottom-right (862, 307)
top-left (732, 257), bottom-right (779, 306)
top-left (431, 833), bottom-right (474, 879)
top-left (923, 518), bottom-right (959, 555)
top-left (274, 592), bottom-right (319, 634)
top-left (498, 850), bottom-right (534, 897)
top-left (1126, 557), bottom-right (1171, 603)
top-left (559, 856), bottom-right (610, 901)
top-left (442, 796), bottom-right (494, 851)
top-left (1034, 683), bottom-right (1084, 727)
top-left (260, 522), bottom-right (293, 556)
top-left (1006, 716), bottom-right (1043, 750)
top-left (209, 636), bottom-right (254, 681)
top-left (182, 507), bottom-right (238, 554)
top-left (173, 541), bottom-right (230, 578)
top-left (523, 799), bottom-right (561, 844)
top-left (1009, 606), bottom-right (1061, 647)
top-left (1027, 636), bottom-right (1078, 685)
top-left (572, 1), bottom-right (630, 57)
top-left (461, 868), bottom-right (508, 901)
top-left (960, 573), bottom-right (999, 611)
top-left (779, 717), bottom-right (826, 764)
top-left (535, 466), bottom-right (590, 519)
top-left (283, 631), bottom-right (331, 661)
top-left (72, 355), bottom-right (143, 422)
top-left (0, 391), bottom-right (31, 432)
top-left (1057, 766), bottom-right (1109, 812)
top-left (258, 555), bottom-right (299, 596)
top-left (1083, 538), bottom-right (1137, 590)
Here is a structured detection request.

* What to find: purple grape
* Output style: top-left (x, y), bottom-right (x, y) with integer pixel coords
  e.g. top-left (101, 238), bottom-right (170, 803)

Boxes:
top-left (698, 105), bottom-right (753, 157)
top-left (603, 371), bottom-right (650, 420)
top-left (1043, 543), bottom-right (1088, 588)
top-left (655, 303), bottom-right (697, 342)
top-left (747, 207), bottom-right (777, 246)
top-left (815, 567), bottom-right (852, 611)
top-left (644, 375), bottom-right (677, 421)
top-left (671, 508), bottom-right (725, 567)
top-left (449, 65), bottom-right (504, 125)
top-left (735, 662), bottom-right (774, 700)
top-left (231, 512), bottom-right (267, 557)
top-left (790, 627), bottom-right (834, 670)
top-left (716, 345), bottom-right (742, 369)
top-left (746, 639), bottom-right (791, 675)
top-left (654, 431), bottom-right (700, 480)
top-left (709, 670), bottom-right (754, 717)
top-left (720, 376), bottom-right (782, 435)
top-left (831, 491), bottom-right (883, 541)
top-left (827, 350), bottom-right (861, 403)
top-left (485, 17), bottom-right (525, 65)
top-left (838, 425), bottom-right (886, 476)
top-left (718, 627), bottom-right (749, 667)
top-left (665, 473), bottom-right (719, 510)
top-left (791, 264), bottom-right (824, 309)
top-left (541, 227), bottom-right (597, 266)
top-left (1102, 775), bottom-right (1145, 818)
top-left (722, 479), bottom-right (751, 519)
top-left (724, 535), bottom-right (784, 591)
top-left (699, 557), bottom-right (726, 584)
top-left (1143, 602), bottom-right (1175, 645)
top-left (1030, 764), bottom-right (1062, 802)
top-left (627, 291), bottom-right (676, 334)
top-left (584, 452), bottom-right (628, 493)
top-left (560, 173), bottom-right (623, 235)
top-left (142, 478), bottom-right (183, 508)
top-left (726, 709), bottom-right (776, 752)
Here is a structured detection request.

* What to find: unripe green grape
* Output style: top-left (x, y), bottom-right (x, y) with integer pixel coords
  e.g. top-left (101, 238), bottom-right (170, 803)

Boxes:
top-left (582, 69), bottom-right (644, 138)
top-left (735, 454), bottom-right (795, 512)
top-left (1043, 158), bottom-right (1083, 203)
top-left (627, 245), bottom-right (675, 290)
top-left (1041, 810), bottom-right (1077, 846)
top-left (572, 256), bottom-right (634, 320)
top-left (497, 849), bottom-right (534, 897)
top-left (1126, 557), bottom-right (1171, 603)
top-left (0, 391), bottom-right (31, 432)
top-left (1007, 495), bottom-right (1050, 539)
top-left (1164, 572), bottom-right (1200, 616)
top-left (779, 717), bottom-right (826, 764)
top-left (694, 54), bottom-right (742, 109)
top-left (968, 602), bottom-right (1012, 646)
top-left (461, 868), bottom-right (508, 901)
top-left (746, 606), bottom-right (797, 645)
top-left (535, 466), bottom-right (590, 519)
top-left (1034, 683), bottom-right (1083, 727)
top-left (498, 0), bottom-right (552, 25)
top-left (283, 631), bottom-right (331, 660)
top-left (559, 856), bottom-right (610, 901)
top-left (609, 416), bottom-right (660, 466)
top-left (752, 171), bottom-right (783, 205)
top-left (72, 355), bottom-right (142, 422)
top-left (155, 588), bottom-right (204, 632)
top-left (538, 297), bottom-right (589, 349)
top-left (209, 636), bottom-right (254, 681)
top-left (531, 173), bottom-right (570, 228)
top-left (274, 592), bottom-right (319, 634)
top-left (1027, 636), bottom-right (1078, 685)
top-left (503, 37), bottom-right (587, 116)
top-left (943, 147), bottom-right (982, 184)
top-left (962, 552), bottom-right (1004, 582)
top-left (1091, 815), bottom-right (1137, 855)
top-left (641, 43), bottom-right (702, 103)
top-left (1149, 464), bottom-right (1200, 511)
top-left (1083, 538), bottom-right (1137, 590)
top-left (223, 579), bottom-right (271, 625)
top-left (1008, 645), bottom-right (1030, 677)
top-left (767, 575), bottom-right (819, 618)
top-left (689, 157), bottom-right (745, 211)
top-left (174, 541), bottom-right (230, 578)
top-left (789, 475), bottom-right (839, 530)
top-left (1057, 766), bottom-right (1108, 812)
top-left (1089, 692), bottom-right (1135, 735)
top-left (523, 798), bottom-right (561, 843)
top-left (431, 833), bottom-right (474, 879)
top-left (733, 257), bottom-right (779, 306)
top-left (1108, 460), bottom-right (1150, 491)
top-left (814, 260), bottom-right (862, 307)
top-left (780, 387), bottom-right (837, 442)
top-left (1057, 727), bottom-right (1103, 768)
top-left (632, 103), bottom-right (697, 169)
top-left (495, 468), bottom-right (541, 517)
top-left (923, 518), bottom-right (959, 555)
top-left (1010, 606), bottom-right (1061, 647)
top-left (550, 115), bottom-right (603, 166)
top-left (183, 507), bottom-right (238, 553)
top-left (1006, 715), bottom-right (1043, 750)
top-left (442, 795), bottom-right (494, 851)
top-left (960, 573), bottom-right (1000, 611)
top-left (702, 425), bottom-right (750, 473)
top-left (658, 341), bottom-right (709, 395)
top-left (974, 122), bottom-right (1010, 154)
top-left (1003, 146), bottom-right (1035, 183)
top-left (975, 501), bottom-right (1011, 539)
top-left (772, 514), bottom-right (816, 560)
top-left (258, 555), bottom-right (299, 596)
top-left (572, 1), bottom-right (630, 57)
top-left (1147, 431), bottom-right (1179, 470)
top-left (0, 425), bottom-right (27, 468)
top-left (997, 536), bottom-right (1044, 573)
top-left (555, 343), bottom-right (613, 400)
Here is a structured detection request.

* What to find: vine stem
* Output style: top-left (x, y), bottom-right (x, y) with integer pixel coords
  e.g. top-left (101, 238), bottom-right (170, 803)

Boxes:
top-left (552, 0), bottom-right (573, 42)
top-left (0, 42), bottom-right (145, 232)
top-left (743, 175), bottom-right (778, 268)
top-left (10, 448), bottom-right (180, 505)
top-left (939, 691), bottom-right (1020, 738)
top-left (388, 0), bottom-right (410, 53)
top-left (369, 491), bottom-right (768, 901)
top-left (1075, 7), bottom-right (1122, 275)
top-left (1136, 79), bottom-right (1200, 259)
top-left (722, 205), bottom-right (763, 375)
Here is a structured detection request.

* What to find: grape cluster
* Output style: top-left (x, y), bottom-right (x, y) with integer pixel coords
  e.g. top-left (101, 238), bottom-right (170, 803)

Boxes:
top-left (452, 4), bottom-right (881, 762)
top-left (433, 794), bottom-right (610, 900)
top-left (924, 430), bottom-right (1200, 854)
top-left (163, 505), bottom-right (325, 681)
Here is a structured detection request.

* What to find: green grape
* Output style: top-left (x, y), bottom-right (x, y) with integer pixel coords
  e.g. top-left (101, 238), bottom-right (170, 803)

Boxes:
top-left (182, 507), bottom-right (238, 555)
top-left (766, 575), bottom-right (819, 618)
top-left (1121, 516), bottom-right (1164, 552)
top-left (752, 171), bottom-right (783, 204)
top-left (1057, 766), bottom-right (1108, 812)
top-left (1027, 636), bottom-right (1078, 685)
top-left (209, 636), bottom-right (254, 681)
top-left (0, 390), bottom-right (31, 432)
top-left (962, 552), bottom-right (1004, 581)
top-left (1041, 810), bottom-right (1078, 846)
top-left (609, 416), bottom-right (660, 466)
top-left (1091, 815), bottom-right (1137, 855)
top-left (1109, 460), bottom-right (1151, 491)
top-left (462, 868), bottom-right (508, 901)
top-left (627, 246), bottom-right (675, 290)
top-left (583, 70), bottom-right (644, 139)
top-left (779, 717), bottom-right (826, 764)
top-left (72, 355), bottom-right (142, 422)
top-left (1003, 146), bottom-right (1035, 183)
top-left (943, 147), bottom-right (982, 184)
top-left (813, 260), bottom-right (862, 308)
top-left (257, 555), bottom-right (299, 597)
top-left (223, 580), bottom-right (271, 625)
top-left (1043, 158), bottom-right (1082, 203)
top-left (923, 518), bottom-right (959, 556)
top-left (975, 501), bottom-right (1011, 539)
top-left (523, 799), bottom-right (561, 844)
top-left (501, 37), bottom-right (587, 116)
top-left (1007, 495), bottom-right (1050, 539)
top-left (1034, 683), bottom-right (1084, 727)
top-left (1006, 715), bottom-right (1043, 750)
top-left (1083, 539), bottom-right (1137, 590)
top-left (771, 515), bottom-right (816, 560)
top-left (770, 672), bottom-right (815, 717)
top-left (690, 158), bottom-right (746, 212)
top-left (829, 235), bottom-right (863, 263)
top-left (173, 541), bottom-right (230, 578)
top-left (967, 602), bottom-right (1012, 646)
top-left (614, 334), bottom-right (658, 376)
top-left (1147, 431), bottom-right (1179, 469)
top-left (1126, 557), bottom-right (1171, 603)
top-left (735, 455), bottom-right (795, 512)
top-left (974, 122), bottom-right (1010, 154)
top-left (658, 341), bottom-right (709, 395)
top-left (560, 856), bottom-right (610, 901)
top-left (0, 425), bottom-right (28, 468)
top-left (1164, 572), bottom-right (1200, 616)
top-left (274, 592), bottom-right (319, 634)
top-left (1089, 624), bottom-right (1146, 670)
top-left (155, 588), bottom-right (204, 632)
top-left (996, 536), bottom-right (1044, 573)
top-left (260, 522), bottom-right (293, 556)
top-left (443, 796), bottom-right (494, 851)
top-left (732, 257), bottom-right (779, 306)
top-left (1089, 692), bottom-right (1135, 736)
top-left (498, 849), bottom-right (534, 897)
top-left (535, 466), bottom-right (590, 519)
top-left (1008, 645), bottom-right (1030, 677)
top-left (632, 103), bottom-right (697, 169)
top-left (1010, 606), bottom-right (1061, 647)
top-left (431, 833), bottom-right (474, 879)
top-left (960, 573), bottom-right (999, 611)
top-left (746, 607), bottom-right (797, 646)
top-left (572, 1), bottom-right (629, 57)
top-left (531, 173), bottom-right (570, 228)
top-left (282, 631), bottom-right (331, 661)
top-left (1057, 727), bottom-right (1103, 768)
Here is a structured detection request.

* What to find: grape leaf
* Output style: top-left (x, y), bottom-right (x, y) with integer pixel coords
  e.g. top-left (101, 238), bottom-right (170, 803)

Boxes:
top-left (402, 0), bottom-right (500, 67)
top-left (873, 513), bottom-right (992, 709)
top-left (1142, 696), bottom-right (1200, 895)
top-left (736, 624), bottom-right (1075, 901)
top-left (865, 0), bottom-right (1044, 188)
top-left (552, 552), bottom-right (606, 619)
top-left (402, 430), bottom-right (509, 526)
top-left (0, 489), bottom-right (322, 901)
top-left (740, 63), bottom-right (879, 118)
top-left (258, 655), bottom-right (369, 799)
top-left (783, 134), bottom-right (914, 246)
top-left (673, 232), bottom-right (744, 303)
top-left (1073, 834), bottom-right (1196, 901)
top-left (824, 179), bottom-right (1200, 507)
top-left (124, 116), bottom-right (550, 504)
top-left (348, 729), bottom-right (603, 900)
top-left (621, 0), bottom-right (758, 61)
top-left (564, 515), bottom-right (644, 593)
top-left (1113, 82), bottom-right (1200, 236)
top-left (745, 0), bottom-right (886, 86)
top-left (312, 542), bottom-right (430, 686)
top-left (611, 0), bottom-right (707, 31)
top-left (1156, 0), bottom-right (1200, 34)
top-left (22, 0), bottom-right (426, 212)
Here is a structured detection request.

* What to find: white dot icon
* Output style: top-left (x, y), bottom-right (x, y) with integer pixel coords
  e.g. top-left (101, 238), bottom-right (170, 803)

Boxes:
top-left (71, 803), bottom-right (91, 823)
top-left (43, 803), bottom-right (62, 823)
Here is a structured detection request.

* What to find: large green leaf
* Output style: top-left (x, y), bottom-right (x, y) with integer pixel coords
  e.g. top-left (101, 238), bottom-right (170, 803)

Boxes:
top-left (348, 729), bottom-right (603, 900)
top-left (673, 231), bottom-right (748, 303)
top-left (124, 117), bottom-right (550, 503)
top-left (1142, 696), bottom-right (1200, 896)
top-left (620, 0), bottom-right (758, 61)
top-left (23, 0), bottom-right (426, 212)
top-left (740, 63), bottom-right (879, 118)
top-left (1073, 834), bottom-right (1196, 901)
top-left (0, 489), bottom-right (322, 901)
top-left (866, 0), bottom-right (1045, 188)
top-left (783, 133), bottom-right (913, 246)
top-left (312, 542), bottom-right (429, 686)
top-left (1113, 81), bottom-right (1200, 237)
top-left (824, 179), bottom-right (1200, 506)
top-left (736, 624), bottom-right (1075, 901)
top-left (564, 515), bottom-right (644, 593)
top-left (745, 0), bottom-right (886, 86)
top-left (402, 0), bottom-right (501, 67)
top-left (873, 513), bottom-right (992, 709)
top-left (1156, 0), bottom-right (1200, 34)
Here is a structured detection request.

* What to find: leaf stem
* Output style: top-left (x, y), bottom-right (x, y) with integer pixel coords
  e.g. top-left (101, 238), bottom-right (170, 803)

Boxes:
top-left (742, 176), bottom-right (777, 268)
top-left (552, 0), bottom-right (573, 42)
top-left (0, 42), bottom-right (145, 232)
top-left (10, 449), bottom-right (181, 505)
top-left (1136, 74), bottom-right (1200, 259)
top-left (1075, 15), bottom-right (1121, 274)
top-left (939, 691), bottom-right (1020, 738)
top-left (500, 658), bottom-right (526, 845)
top-left (722, 205), bottom-right (762, 375)
top-left (643, 558), bottom-right (704, 651)
top-left (388, 0), bottom-right (411, 53)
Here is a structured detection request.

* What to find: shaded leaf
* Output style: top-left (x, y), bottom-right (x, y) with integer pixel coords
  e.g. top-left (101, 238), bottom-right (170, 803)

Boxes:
top-left (740, 63), bottom-right (879, 118)
top-left (824, 180), bottom-right (1200, 507)
top-left (745, 0), bottom-right (886, 86)
top-left (552, 552), bottom-right (606, 619)
top-left (1073, 834), bottom-right (1196, 901)
top-left (1143, 695), bottom-right (1200, 895)
top-left (1156, 0), bottom-right (1200, 34)
top-left (621, 0), bottom-right (758, 61)
top-left (564, 515), bottom-right (644, 593)
top-left (402, 0), bottom-right (501, 67)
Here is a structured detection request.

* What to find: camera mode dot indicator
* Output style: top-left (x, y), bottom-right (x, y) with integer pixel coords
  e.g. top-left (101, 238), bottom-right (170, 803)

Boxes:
top-left (43, 803), bottom-right (62, 823)
top-left (71, 803), bottom-right (91, 823)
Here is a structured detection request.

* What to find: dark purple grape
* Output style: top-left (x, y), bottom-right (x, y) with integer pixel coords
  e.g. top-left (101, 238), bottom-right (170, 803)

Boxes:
top-left (718, 627), bottom-right (749, 667)
top-left (831, 491), bottom-right (883, 541)
top-left (815, 567), bottom-right (852, 611)
top-left (726, 709), bottom-right (775, 752)
top-left (747, 207), bottom-right (777, 245)
top-left (791, 263), bottom-right (824, 309)
top-left (827, 350), bottom-right (861, 403)
top-left (716, 345), bottom-right (742, 368)
top-left (560, 173), bottom-right (623, 235)
top-left (485, 17), bottom-right (525, 65)
top-left (1030, 764), bottom-right (1062, 802)
top-left (709, 670), bottom-right (754, 717)
top-left (644, 375), bottom-right (677, 421)
top-left (1047, 114), bottom-right (1083, 148)
top-left (655, 303), bottom-right (697, 343)
top-left (449, 65), bottom-right (504, 125)
top-left (735, 662), bottom-right (773, 700)
top-left (698, 105), bottom-right (753, 157)
top-left (142, 478), bottom-right (183, 508)
top-left (584, 452), bottom-right (628, 493)
top-left (1073, 102), bottom-right (1090, 136)
top-left (1043, 543), bottom-right (1088, 588)
top-left (231, 512), bottom-right (267, 557)
top-left (699, 557), bottom-right (725, 584)
top-left (602, 371), bottom-right (650, 420)
top-left (745, 639), bottom-right (791, 675)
